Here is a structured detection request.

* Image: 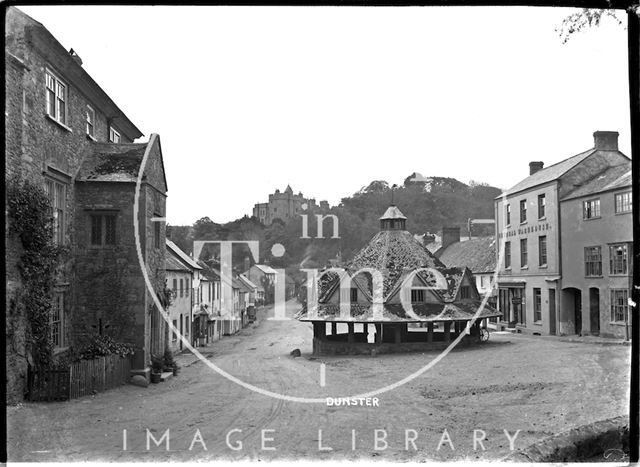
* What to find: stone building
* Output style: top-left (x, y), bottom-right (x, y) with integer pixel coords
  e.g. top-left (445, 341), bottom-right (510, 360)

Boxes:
top-left (298, 205), bottom-right (500, 355)
top-left (494, 131), bottom-right (630, 336)
top-left (252, 185), bottom-right (328, 225)
top-left (5, 7), bottom-right (168, 400)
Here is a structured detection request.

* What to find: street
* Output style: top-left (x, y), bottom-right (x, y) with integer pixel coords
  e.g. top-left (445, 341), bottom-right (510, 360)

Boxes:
top-left (7, 299), bottom-right (630, 461)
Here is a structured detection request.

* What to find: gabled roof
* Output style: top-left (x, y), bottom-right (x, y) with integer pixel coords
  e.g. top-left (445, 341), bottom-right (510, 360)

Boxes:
top-left (437, 236), bottom-right (497, 274)
top-left (76, 143), bottom-right (147, 182)
top-left (238, 274), bottom-right (258, 290)
top-left (500, 148), bottom-right (596, 197)
top-left (379, 205), bottom-right (407, 220)
top-left (6, 7), bottom-right (143, 141)
top-left (166, 239), bottom-right (202, 270)
top-left (254, 264), bottom-right (277, 275)
top-left (165, 252), bottom-right (190, 272)
top-left (561, 164), bottom-right (632, 201)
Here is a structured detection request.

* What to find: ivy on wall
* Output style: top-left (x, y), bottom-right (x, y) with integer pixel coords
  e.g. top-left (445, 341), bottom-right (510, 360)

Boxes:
top-left (7, 177), bottom-right (65, 368)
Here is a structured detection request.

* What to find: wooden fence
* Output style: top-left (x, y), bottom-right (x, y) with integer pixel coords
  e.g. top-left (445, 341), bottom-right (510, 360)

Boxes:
top-left (27, 354), bottom-right (131, 402)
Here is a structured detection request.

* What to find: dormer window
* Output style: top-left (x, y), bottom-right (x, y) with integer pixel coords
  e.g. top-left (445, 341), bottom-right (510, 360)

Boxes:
top-left (411, 289), bottom-right (425, 302)
top-left (109, 127), bottom-right (121, 143)
top-left (45, 69), bottom-right (67, 125)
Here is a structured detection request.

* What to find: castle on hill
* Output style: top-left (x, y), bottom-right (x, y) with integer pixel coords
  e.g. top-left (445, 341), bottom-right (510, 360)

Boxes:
top-left (252, 185), bottom-right (329, 225)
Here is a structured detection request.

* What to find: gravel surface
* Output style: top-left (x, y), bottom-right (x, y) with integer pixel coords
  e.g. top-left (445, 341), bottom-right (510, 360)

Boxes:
top-left (7, 300), bottom-right (630, 461)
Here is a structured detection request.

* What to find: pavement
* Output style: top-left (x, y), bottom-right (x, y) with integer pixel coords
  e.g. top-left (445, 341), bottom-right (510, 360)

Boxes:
top-left (492, 329), bottom-right (630, 346)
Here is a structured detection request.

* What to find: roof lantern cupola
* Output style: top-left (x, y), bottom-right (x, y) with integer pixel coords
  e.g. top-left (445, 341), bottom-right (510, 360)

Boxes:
top-left (379, 205), bottom-right (407, 231)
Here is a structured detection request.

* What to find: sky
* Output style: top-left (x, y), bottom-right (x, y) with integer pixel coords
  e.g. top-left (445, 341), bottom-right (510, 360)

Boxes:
top-left (19, 6), bottom-right (631, 225)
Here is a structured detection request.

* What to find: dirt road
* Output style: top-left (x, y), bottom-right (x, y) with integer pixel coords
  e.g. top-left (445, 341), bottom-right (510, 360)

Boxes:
top-left (7, 299), bottom-right (630, 461)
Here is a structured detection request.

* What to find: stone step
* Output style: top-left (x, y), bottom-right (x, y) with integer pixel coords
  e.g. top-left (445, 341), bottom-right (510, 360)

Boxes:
top-left (159, 371), bottom-right (173, 382)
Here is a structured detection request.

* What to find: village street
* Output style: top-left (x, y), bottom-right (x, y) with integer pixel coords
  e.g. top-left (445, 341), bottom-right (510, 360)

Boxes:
top-left (7, 299), bottom-right (630, 462)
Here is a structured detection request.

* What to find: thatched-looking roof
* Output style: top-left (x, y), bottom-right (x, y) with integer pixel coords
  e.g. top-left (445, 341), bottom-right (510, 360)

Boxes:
top-left (300, 206), bottom-right (501, 323)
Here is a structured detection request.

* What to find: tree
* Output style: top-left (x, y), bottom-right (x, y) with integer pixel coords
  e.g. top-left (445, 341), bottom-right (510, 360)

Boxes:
top-left (557, 8), bottom-right (624, 43)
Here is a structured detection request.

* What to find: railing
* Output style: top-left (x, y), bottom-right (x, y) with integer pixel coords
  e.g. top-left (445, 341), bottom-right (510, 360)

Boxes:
top-left (26, 354), bottom-right (131, 402)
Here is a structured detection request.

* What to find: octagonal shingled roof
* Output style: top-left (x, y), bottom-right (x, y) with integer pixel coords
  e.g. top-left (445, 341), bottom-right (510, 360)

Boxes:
top-left (348, 229), bottom-right (445, 297)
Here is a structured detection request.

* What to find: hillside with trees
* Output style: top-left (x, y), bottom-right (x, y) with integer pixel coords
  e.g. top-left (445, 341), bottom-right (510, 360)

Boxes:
top-left (167, 174), bottom-right (502, 279)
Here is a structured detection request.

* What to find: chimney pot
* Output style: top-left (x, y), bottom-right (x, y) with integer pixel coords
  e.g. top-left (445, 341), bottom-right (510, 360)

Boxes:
top-left (529, 161), bottom-right (544, 175)
top-left (593, 131), bottom-right (619, 150)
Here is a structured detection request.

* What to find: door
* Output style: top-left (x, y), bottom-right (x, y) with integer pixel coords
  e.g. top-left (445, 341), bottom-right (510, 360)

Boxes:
top-left (548, 288), bottom-right (556, 335)
top-left (589, 288), bottom-right (600, 335)
top-left (574, 289), bottom-right (582, 335)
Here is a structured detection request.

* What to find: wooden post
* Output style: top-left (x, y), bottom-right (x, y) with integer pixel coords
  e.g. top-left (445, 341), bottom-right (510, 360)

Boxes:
top-left (394, 324), bottom-right (401, 344)
top-left (331, 322), bottom-right (337, 335)
top-left (427, 323), bottom-right (434, 343)
top-left (363, 323), bottom-right (368, 335)
top-left (375, 323), bottom-right (382, 344)
top-left (347, 323), bottom-right (354, 343)
top-left (444, 322), bottom-right (451, 343)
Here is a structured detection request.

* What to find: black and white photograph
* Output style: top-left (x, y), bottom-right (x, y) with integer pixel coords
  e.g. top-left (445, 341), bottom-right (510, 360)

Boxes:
top-left (4, 2), bottom-right (639, 463)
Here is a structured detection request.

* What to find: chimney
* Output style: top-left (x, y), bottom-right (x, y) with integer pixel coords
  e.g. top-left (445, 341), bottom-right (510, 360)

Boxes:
top-left (68, 48), bottom-right (83, 66)
top-left (593, 131), bottom-right (619, 150)
top-left (441, 227), bottom-right (461, 250)
top-left (529, 161), bottom-right (544, 175)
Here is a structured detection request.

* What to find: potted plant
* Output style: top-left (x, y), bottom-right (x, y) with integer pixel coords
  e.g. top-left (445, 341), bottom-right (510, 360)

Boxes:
top-left (150, 355), bottom-right (163, 383)
top-left (172, 361), bottom-right (180, 377)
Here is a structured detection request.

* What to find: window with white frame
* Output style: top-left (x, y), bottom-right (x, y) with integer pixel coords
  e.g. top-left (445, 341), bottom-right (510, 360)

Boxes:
top-left (584, 246), bottom-right (602, 276)
top-left (519, 199), bottom-right (527, 223)
top-left (109, 127), bottom-right (121, 143)
top-left (520, 238), bottom-right (528, 268)
top-left (86, 105), bottom-right (95, 137)
top-left (538, 194), bottom-right (546, 219)
top-left (609, 243), bottom-right (629, 275)
top-left (583, 199), bottom-right (601, 219)
top-left (45, 69), bottom-right (67, 124)
top-left (614, 192), bottom-right (632, 214)
top-left (505, 241), bottom-right (511, 268)
top-left (506, 204), bottom-right (511, 225)
top-left (51, 291), bottom-right (65, 348)
top-left (533, 288), bottom-right (542, 322)
top-left (610, 289), bottom-right (628, 323)
top-left (538, 236), bottom-right (548, 266)
top-left (44, 178), bottom-right (67, 245)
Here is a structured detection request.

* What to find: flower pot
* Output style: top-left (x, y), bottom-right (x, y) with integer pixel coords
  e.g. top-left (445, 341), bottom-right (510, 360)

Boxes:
top-left (172, 367), bottom-right (179, 376)
top-left (150, 372), bottom-right (161, 384)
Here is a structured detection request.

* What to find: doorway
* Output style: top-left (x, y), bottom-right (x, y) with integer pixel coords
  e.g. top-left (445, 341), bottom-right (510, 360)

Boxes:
top-left (574, 289), bottom-right (582, 334)
top-left (589, 288), bottom-right (600, 335)
top-left (548, 288), bottom-right (556, 335)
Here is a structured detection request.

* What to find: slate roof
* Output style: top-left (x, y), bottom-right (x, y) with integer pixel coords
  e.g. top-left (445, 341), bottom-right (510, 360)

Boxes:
top-left (437, 236), bottom-right (497, 274)
top-left (165, 252), bottom-right (190, 272)
top-left (380, 205), bottom-right (407, 220)
top-left (561, 164), bottom-right (632, 201)
top-left (500, 148), bottom-right (596, 197)
top-left (76, 143), bottom-right (148, 182)
top-left (237, 274), bottom-right (258, 290)
top-left (166, 239), bottom-right (202, 270)
top-left (254, 264), bottom-right (277, 275)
